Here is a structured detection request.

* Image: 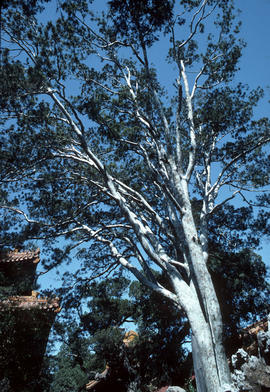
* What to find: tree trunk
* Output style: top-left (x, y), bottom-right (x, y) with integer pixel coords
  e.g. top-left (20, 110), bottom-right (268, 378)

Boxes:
top-left (171, 275), bottom-right (233, 392)
top-left (177, 198), bottom-right (232, 390)
top-left (191, 316), bottom-right (225, 391)
top-left (192, 335), bottom-right (207, 392)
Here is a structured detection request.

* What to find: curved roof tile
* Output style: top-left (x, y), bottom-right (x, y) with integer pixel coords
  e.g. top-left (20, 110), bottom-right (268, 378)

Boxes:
top-left (0, 248), bottom-right (40, 264)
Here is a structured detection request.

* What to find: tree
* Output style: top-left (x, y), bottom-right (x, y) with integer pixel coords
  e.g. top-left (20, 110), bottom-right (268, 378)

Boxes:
top-left (1, 0), bottom-right (269, 390)
top-left (50, 278), bottom-right (147, 392)
top-left (50, 275), bottom-right (190, 391)
top-left (48, 327), bottom-right (98, 392)
top-left (209, 247), bottom-right (270, 347)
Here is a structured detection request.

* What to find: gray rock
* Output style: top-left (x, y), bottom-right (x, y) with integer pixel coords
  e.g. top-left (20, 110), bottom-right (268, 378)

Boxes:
top-left (166, 387), bottom-right (186, 392)
top-left (258, 330), bottom-right (270, 365)
top-left (231, 348), bottom-right (270, 391)
top-left (231, 349), bottom-right (249, 370)
top-left (218, 383), bottom-right (238, 392)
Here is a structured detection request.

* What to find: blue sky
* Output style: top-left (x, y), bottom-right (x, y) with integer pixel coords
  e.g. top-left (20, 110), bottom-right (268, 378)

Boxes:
top-left (37, 0), bottom-right (270, 292)
top-left (235, 0), bottom-right (270, 264)
top-left (239, 0), bottom-right (270, 99)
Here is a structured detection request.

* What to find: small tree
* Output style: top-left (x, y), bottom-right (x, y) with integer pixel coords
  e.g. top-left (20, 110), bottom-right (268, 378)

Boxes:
top-left (1, 0), bottom-right (269, 390)
top-left (49, 329), bottom-right (97, 392)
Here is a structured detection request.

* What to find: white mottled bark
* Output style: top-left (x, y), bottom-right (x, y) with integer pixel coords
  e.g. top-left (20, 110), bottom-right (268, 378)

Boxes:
top-left (172, 274), bottom-right (232, 392)
top-left (192, 334), bottom-right (209, 392)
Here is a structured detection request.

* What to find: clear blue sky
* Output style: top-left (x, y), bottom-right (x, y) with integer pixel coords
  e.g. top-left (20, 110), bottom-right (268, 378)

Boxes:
top-left (38, 0), bottom-right (270, 292)
top-left (239, 0), bottom-right (270, 100)
top-left (236, 0), bottom-right (270, 265)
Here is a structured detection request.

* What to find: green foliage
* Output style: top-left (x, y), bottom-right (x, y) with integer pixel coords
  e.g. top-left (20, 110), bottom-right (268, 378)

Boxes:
top-left (209, 247), bottom-right (270, 345)
top-left (108, 0), bottom-right (175, 46)
top-left (79, 278), bottom-right (132, 332)
top-left (1, 0), bottom-right (268, 257)
top-left (49, 342), bottom-right (98, 392)
top-left (0, 0), bottom-right (50, 16)
top-left (50, 275), bottom-right (189, 391)
top-left (129, 278), bottom-right (191, 387)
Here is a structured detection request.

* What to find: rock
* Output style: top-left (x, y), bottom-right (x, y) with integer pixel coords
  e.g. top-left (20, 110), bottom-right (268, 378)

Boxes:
top-left (166, 387), bottom-right (186, 392)
top-left (258, 329), bottom-right (270, 365)
top-left (231, 348), bottom-right (249, 369)
top-left (218, 383), bottom-right (238, 392)
top-left (231, 349), bottom-right (270, 391)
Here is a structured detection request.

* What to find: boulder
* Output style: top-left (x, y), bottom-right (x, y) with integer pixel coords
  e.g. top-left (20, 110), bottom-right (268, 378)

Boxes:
top-left (167, 387), bottom-right (186, 392)
top-left (231, 348), bottom-right (270, 391)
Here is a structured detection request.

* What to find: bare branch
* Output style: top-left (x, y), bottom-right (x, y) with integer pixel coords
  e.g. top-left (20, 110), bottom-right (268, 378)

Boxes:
top-left (3, 26), bottom-right (37, 63)
top-left (178, 0), bottom-right (216, 50)
top-left (181, 60), bottom-right (196, 181)
top-left (209, 190), bottom-right (240, 214)
top-left (207, 136), bottom-right (270, 198)
top-left (72, 262), bottom-right (119, 288)
top-left (0, 206), bottom-right (39, 224)
top-left (108, 240), bottom-right (180, 305)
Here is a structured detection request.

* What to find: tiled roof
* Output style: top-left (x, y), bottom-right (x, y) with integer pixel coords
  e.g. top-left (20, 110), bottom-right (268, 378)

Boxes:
top-left (123, 330), bottom-right (138, 346)
top-left (85, 379), bottom-right (100, 390)
top-left (0, 248), bottom-right (40, 264)
top-left (234, 317), bottom-right (269, 358)
top-left (242, 318), bottom-right (268, 335)
top-left (0, 294), bottom-right (61, 312)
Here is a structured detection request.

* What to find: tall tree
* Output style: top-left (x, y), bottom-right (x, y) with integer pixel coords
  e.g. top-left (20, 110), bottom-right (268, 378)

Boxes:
top-left (1, 0), bottom-right (269, 390)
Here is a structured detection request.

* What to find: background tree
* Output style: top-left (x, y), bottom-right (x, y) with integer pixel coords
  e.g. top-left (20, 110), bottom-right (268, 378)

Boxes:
top-left (0, 0), bottom-right (270, 390)
top-left (48, 326), bottom-right (99, 392)
top-left (49, 275), bottom-right (190, 392)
